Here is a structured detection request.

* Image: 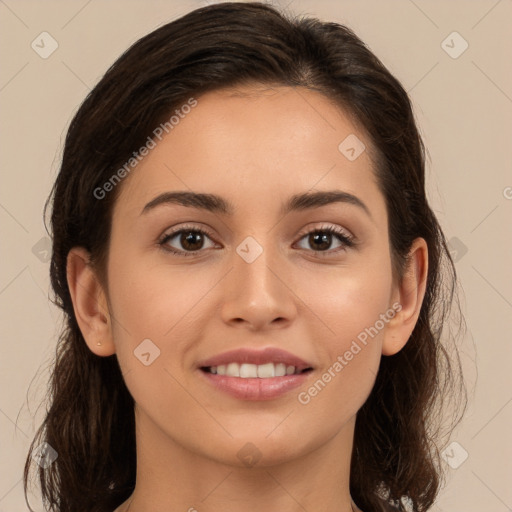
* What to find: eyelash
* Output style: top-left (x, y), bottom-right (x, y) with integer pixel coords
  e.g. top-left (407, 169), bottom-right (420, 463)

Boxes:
top-left (158, 223), bottom-right (355, 258)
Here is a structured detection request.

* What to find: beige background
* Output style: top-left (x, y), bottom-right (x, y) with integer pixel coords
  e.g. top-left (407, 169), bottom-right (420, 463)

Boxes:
top-left (1, 0), bottom-right (511, 510)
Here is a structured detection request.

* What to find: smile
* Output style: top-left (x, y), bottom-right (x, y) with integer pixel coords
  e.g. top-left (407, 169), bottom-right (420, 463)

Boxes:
top-left (202, 362), bottom-right (311, 378)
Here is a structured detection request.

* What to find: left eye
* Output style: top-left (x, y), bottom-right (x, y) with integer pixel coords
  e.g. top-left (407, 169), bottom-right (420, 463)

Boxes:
top-left (159, 225), bottom-right (354, 257)
top-left (294, 226), bottom-right (354, 254)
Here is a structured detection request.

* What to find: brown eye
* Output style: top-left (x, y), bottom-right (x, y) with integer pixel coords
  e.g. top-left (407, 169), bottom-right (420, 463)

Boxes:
top-left (178, 231), bottom-right (205, 251)
top-left (295, 226), bottom-right (354, 256)
top-left (159, 226), bottom-right (216, 256)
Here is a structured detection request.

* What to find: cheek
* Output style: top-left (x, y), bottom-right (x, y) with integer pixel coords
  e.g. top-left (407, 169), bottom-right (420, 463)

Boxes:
top-left (294, 270), bottom-right (392, 423)
top-left (298, 254), bottom-right (394, 346)
top-left (294, 252), bottom-right (393, 398)
top-left (106, 254), bottom-right (217, 367)
top-left (108, 252), bottom-right (191, 329)
top-left (105, 257), bottom-right (199, 417)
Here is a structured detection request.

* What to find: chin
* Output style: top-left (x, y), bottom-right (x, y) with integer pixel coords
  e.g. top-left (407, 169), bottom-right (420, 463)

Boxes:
top-left (205, 432), bottom-right (316, 469)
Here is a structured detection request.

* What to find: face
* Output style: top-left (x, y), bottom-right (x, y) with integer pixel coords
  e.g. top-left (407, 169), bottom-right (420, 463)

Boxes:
top-left (103, 85), bottom-right (400, 466)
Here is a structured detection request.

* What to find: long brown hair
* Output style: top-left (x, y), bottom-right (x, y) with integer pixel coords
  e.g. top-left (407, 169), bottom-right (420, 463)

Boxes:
top-left (24, 2), bottom-right (467, 511)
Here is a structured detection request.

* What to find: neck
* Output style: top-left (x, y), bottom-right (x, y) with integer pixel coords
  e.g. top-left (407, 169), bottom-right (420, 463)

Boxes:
top-left (116, 409), bottom-right (359, 512)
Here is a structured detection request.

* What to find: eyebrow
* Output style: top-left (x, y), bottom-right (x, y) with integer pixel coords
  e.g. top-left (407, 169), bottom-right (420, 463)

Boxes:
top-left (141, 189), bottom-right (372, 219)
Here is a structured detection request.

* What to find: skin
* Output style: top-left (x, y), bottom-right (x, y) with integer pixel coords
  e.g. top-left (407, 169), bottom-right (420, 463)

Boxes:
top-left (67, 85), bottom-right (428, 512)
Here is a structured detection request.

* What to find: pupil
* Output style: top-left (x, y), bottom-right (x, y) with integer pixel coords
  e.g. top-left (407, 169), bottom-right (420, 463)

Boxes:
top-left (182, 231), bottom-right (203, 250)
top-left (310, 232), bottom-right (330, 251)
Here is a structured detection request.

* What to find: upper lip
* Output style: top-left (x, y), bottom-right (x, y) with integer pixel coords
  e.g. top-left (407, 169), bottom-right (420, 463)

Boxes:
top-left (197, 347), bottom-right (313, 372)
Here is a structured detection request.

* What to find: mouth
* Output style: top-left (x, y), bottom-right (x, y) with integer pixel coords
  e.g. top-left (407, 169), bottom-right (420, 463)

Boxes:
top-left (196, 347), bottom-right (315, 400)
top-left (200, 362), bottom-right (313, 378)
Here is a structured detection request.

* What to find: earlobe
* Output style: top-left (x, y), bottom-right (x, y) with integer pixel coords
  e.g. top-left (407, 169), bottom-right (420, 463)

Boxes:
top-left (382, 237), bottom-right (428, 356)
top-left (66, 247), bottom-right (116, 356)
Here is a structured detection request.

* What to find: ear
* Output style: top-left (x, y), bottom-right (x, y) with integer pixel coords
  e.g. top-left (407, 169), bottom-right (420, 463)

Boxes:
top-left (66, 247), bottom-right (115, 356)
top-left (382, 237), bottom-right (428, 356)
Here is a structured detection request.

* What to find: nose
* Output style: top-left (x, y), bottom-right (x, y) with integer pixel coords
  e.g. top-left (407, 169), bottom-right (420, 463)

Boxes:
top-left (220, 240), bottom-right (297, 331)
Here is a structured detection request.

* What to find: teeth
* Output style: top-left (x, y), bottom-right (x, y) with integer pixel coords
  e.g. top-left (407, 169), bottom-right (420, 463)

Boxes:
top-left (241, 363), bottom-right (258, 378)
top-left (275, 363), bottom-right (286, 377)
top-left (226, 362), bottom-right (239, 377)
top-left (207, 362), bottom-right (302, 378)
top-left (257, 363), bottom-right (274, 378)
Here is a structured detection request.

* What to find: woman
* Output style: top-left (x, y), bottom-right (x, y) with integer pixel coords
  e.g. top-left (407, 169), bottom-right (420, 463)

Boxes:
top-left (24, 2), bottom-right (467, 511)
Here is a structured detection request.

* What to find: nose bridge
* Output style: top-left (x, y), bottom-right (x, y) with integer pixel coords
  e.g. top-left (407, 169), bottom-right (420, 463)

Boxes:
top-left (221, 233), bottom-right (296, 328)
top-left (235, 233), bottom-right (283, 301)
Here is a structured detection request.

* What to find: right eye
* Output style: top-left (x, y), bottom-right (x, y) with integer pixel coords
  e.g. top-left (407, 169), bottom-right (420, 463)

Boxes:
top-left (158, 225), bottom-right (218, 257)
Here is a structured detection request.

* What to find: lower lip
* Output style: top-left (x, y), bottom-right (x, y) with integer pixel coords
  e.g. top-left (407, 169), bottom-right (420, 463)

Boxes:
top-left (198, 369), bottom-right (311, 400)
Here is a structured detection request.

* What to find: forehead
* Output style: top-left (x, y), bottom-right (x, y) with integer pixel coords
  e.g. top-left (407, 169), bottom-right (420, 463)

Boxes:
top-left (113, 84), bottom-right (383, 219)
